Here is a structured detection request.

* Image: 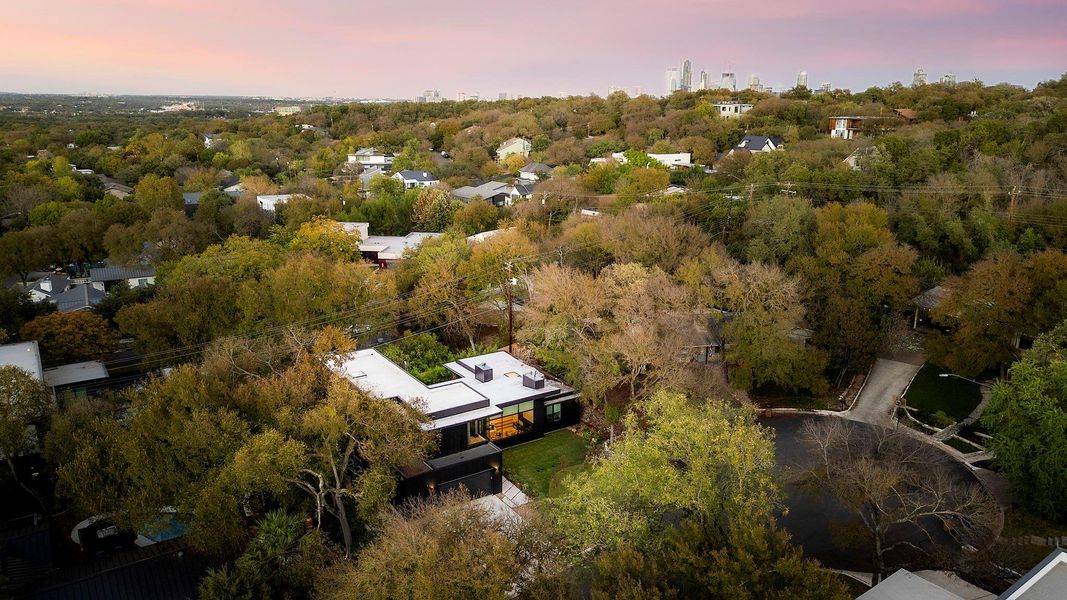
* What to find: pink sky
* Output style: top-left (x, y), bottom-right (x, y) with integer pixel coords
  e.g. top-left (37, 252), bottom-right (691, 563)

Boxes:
top-left (1, 0), bottom-right (1064, 98)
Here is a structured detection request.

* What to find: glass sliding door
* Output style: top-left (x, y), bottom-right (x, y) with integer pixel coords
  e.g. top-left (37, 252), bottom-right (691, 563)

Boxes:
top-left (487, 401), bottom-right (534, 441)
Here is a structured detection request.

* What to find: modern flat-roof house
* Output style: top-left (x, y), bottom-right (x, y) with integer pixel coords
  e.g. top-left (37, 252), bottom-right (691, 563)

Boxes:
top-left (829, 116), bottom-right (871, 140)
top-left (601, 151), bottom-right (694, 169)
top-left (393, 170), bottom-right (439, 189)
top-left (0, 341), bottom-right (45, 381)
top-left (256, 194), bottom-right (298, 213)
top-left (712, 101), bottom-right (753, 118)
top-left (334, 349), bottom-right (581, 497)
top-left (496, 137), bottom-right (532, 161)
top-left (359, 232), bottom-right (442, 268)
top-left (347, 147), bottom-right (395, 170)
top-left (89, 262), bottom-right (156, 292)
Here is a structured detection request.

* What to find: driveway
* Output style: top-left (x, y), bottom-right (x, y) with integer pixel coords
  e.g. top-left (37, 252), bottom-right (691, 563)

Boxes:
top-left (845, 358), bottom-right (922, 426)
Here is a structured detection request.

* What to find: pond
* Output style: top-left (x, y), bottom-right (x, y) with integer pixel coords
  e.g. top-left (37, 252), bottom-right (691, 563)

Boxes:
top-left (759, 414), bottom-right (987, 572)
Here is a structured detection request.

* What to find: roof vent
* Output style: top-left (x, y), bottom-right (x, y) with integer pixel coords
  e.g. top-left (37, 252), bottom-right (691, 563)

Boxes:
top-left (522, 370), bottom-right (545, 389)
top-left (474, 363), bottom-right (493, 383)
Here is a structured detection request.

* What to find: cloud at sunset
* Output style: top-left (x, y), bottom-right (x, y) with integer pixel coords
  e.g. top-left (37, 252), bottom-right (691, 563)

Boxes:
top-left (1, 0), bottom-right (1064, 97)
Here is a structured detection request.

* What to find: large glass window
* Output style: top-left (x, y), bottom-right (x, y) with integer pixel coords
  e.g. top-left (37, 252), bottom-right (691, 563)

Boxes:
top-left (546, 403), bottom-right (562, 423)
top-left (488, 401), bottom-right (534, 441)
top-left (468, 418), bottom-right (488, 446)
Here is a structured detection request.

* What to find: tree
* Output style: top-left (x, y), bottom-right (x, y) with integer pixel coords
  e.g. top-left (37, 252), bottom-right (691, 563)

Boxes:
top-left (412, 187), bottom-right (461, 231)
top-left (0, 227), bottom-right (50, 283)
top-left (799, 418), bottom-right (997, 583)
top-left (982, 321), bottom-right (1067, 520)
top-left (133, 173), bottom-right (183, 213)
top-left (0, 365), bottom-right (53, 511)
top-left (0, 288), bottom-right (55, 342)
top-left (288, 217), bottom-right (360, 261)
top-left (548, 391), bottom-right (779, 553)
top-left (320, 493), bottom-right (558, 600)
top-left (390, 139), bottom-right (435, 172)
top-left (20, 311), bottom-right (118, 365)
top-left (451, 198), bottom-right (499, 235)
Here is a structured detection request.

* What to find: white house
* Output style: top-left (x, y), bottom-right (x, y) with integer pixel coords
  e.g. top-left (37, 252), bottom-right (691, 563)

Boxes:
top-left (347, 147), bottom-right (395, 170)
top-left (605, 152), bottom-right (694, 169)
top-left (359, 232), bottom-right (443, 268)
top-left (496, 137), bottom-right (531, 161)
top-left (256, 194), bottom-right (297, 212)
top-left (518, 162), bottom-right (552, 181)
top-left (89, 263), bottom-right (156, 291)
top-left (27, 274), bottom-right (72, 303)
top-left (712, 101), bottom-right (753, 118)
top-left (842, 146), bottom-right (881, 171)
top-left (101, 181), bottom-right (133, 198)
top-left (393, 170), bottom-right (439, 189)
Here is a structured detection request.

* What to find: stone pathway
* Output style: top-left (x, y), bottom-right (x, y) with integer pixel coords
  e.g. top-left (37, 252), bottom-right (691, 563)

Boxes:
top-left (499, 477), bottom-right (530, 510)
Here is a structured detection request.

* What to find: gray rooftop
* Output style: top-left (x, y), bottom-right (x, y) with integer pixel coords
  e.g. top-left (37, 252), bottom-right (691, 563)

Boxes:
top-left (359, 232), bottom-right (442, 260)
top-left (0, 341), bottom-right (44, 381)
top-left (43, 360), bottom-right (109, 387)
top-left (858, 569), bottom-right (966, 600)
top-left (395, 170), bottom-right (438, 182)
top-left (53, 284), bottom-right (106, 312)
top-left (90, 263), bottom-right (156, 282)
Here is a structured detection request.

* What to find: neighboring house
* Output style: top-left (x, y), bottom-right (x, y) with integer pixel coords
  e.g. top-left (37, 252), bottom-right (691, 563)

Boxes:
top-left (203, 133), bottom-right (221, 148)
top-left (89, 262), bottom-right (156, 291)
top-left (393, 170), bottom-right (439, 189)
top-left (605, 152), bottom-right (694, 169)
top-left (359, 232), bottom-right (442, 268)
top-left (894, 108), bottom-right (919, 123)
top-left (860, 547), bottom-right (1067, 599)
top-left (518, 162), bottom-right (552, 181)
top-left (52, 284), bottom-right (106, 313)
top-left (256, 194), bottom-right (296, 212)
top-left (712, 101), bottom-right (753, 118)
top-left (101, 182), bottom-right (133, 199)
top-left (359, 166), bottom-right (386, 190)
top-left (223, 181), bottom-right (244, 194)
top-left (0, 341), bottom-right (45, 381)
top-left (347, 147), bottom-right (395, 170)
top-left (510, 181), bottom-right (536, 202)
top-left (27, 274), bottom-right (72, 304)
top-left (731, 135), bottom-right (784, 154)
top-left (452, 181), bottom-right (513, 207)
top-left (911, 285), bottom-right (950, 328)
top-left (338, 222), bottom-right (370, 239)
top-left (843, 145), bottom-right (881, 170)
top-left (466, 227), bottom-right (513, 244)
top-left (44, 360), bottom-right (109, 400)
top-left (829, 116), bottom-right (870, 140)
top-left (496, 137), bottom-right (532, 161)
top-left (334, 349), bottom-right (581, 498)
top-left (181, 192), bottom-right (201, 218)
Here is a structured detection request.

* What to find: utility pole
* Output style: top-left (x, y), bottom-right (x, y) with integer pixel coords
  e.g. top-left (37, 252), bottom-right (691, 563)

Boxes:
top-left (505, 262), bottom-right (516, 354)
top-left (1008, 185), bottom-right (1018, 226)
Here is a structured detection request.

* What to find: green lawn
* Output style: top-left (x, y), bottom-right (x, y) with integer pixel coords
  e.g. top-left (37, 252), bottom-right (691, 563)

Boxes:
top-left (903, 364), bottom-right (983, 424)
top-left (503, 430), bottom-right (592, 498)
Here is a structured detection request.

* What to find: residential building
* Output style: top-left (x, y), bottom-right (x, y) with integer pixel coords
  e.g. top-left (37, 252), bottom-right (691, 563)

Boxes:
top-left (720, 72), bottom-right (736, 92)
top-left (518, 162), bottom-right (552, 181)
top-left (181, 192), bottom-right (201, 218)
top-left (334, 349), bottom-right (581, 497)
top-left (89, 262), bottom-right (156, 291)
top-left (346, 147), bottom-right (395, 170)
top-left (0, 341), bottom-right (44, 381)
top-left (359, 166), bottom-right (386, 190)
top-left (337, 222), bottom-right (370, 239)
top-left (796, 70), bottom-right (808, 88)
top-left (912, 68), bottom-right (928, 87)
top-left (44, 360), bottom-right (110, 400)
top-left (860, 547), bottom-right (1067, 599)
top-left (415, 89), bottom-right (443, 103)
top-left (359, 232), bottom-right (442, 268)
top-left (452, 181), bottom-right (513, 207)
top-left (894, 108), bottom-right (919, 123)
top-left (52, 284), bottom-right (106, 313)
top-left (27, 274), bottom-right (72, 304)
top-left (256, 194), bottom-right (296, 212)
top-left (713, 101), bottom-right (753, 118)
top-left (842, 145), bottom-right (881, 171)
top-left (273, 105), bottom-right (302, 116)
top-left (203, 133), bottom-right (221, 148)
top-left (496, 137), bottom-right (532, 161)
top-left (665, 67), bottom-right (680, 95)
top-left (392, 170), bottom-right (439, 189)
top-left (829, 115), bottom-right (871, 139)
top-left (731, 135), bottom-right (784, 154)
top-left (510, 181), bottom-right (536, 202)
top-left (605, 152), bottom-right (693, 169)
top-left (101, 181), bottom-right (133, 198)
top-left (680, 59), bottom-right (692, 91)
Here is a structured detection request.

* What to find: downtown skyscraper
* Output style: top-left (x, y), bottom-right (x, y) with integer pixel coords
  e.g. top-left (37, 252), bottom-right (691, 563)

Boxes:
top-left (680, 59), bottom-right (692, 91)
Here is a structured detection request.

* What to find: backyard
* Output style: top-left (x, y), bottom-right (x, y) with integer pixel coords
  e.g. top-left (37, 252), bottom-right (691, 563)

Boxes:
top-left (902, 363), bottom-right (983, 426)
top-left (502, 429), bottom-right (592, 498)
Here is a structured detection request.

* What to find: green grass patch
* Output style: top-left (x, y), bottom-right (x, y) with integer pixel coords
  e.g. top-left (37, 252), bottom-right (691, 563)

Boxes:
top-left (503, 430), bottom-right (592, 498)
top-left (903, 364), bottom-right (983, 424)
top-left (944, 436), bottom-right (981, 454)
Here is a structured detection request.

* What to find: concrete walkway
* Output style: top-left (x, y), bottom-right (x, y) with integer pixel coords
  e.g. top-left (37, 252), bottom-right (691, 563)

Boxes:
top-left (844, 358), bottom-right (922, 426)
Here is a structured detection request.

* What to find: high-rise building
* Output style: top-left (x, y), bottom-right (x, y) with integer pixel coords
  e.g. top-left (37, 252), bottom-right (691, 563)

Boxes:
top-left (941, 73), bottom-right (957, 86)
top-left (698, 70), bottom-right (709, 91)
top-left (665, 67), bottom-right (680, 95)
top-left (680, 59), bottom-right (692, 91)
top-left (818, 82), bottom-right (832, 94)
top-left (415, 89), bottom-right (442, 103)
top-left (912, 68), bottom-right (928, 87)
top-left (720, 72), bottom-right (736, 92)
top-left (747, 73), bottom-right (762, 92)
top-left (796, 71), bottom-right (808, 89)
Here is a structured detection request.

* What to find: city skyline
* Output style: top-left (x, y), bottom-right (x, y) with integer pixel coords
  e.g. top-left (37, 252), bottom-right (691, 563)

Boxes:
top-left (1, 0), bottom-right (1065, 98)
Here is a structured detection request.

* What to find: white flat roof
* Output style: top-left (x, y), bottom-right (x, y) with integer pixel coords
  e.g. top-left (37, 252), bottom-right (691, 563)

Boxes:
top-left (334, 349), bottom-right (567, 430)
top-left (0, 341), bottom-right (44, 381)
top-left (859, 569), bottom-right (965, 600)
top-left (43, 360), bottom-right (109, 387)
top-left (359, 232), bottom-right (441, 260)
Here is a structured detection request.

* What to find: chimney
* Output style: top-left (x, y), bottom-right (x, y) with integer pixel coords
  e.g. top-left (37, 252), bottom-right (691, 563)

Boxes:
top-left (522, 370), bottom-right (545, 389)
top-left (40, 276), bottom-right (52, 292)
top-left (474, 363), bottom-right (493, 383)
